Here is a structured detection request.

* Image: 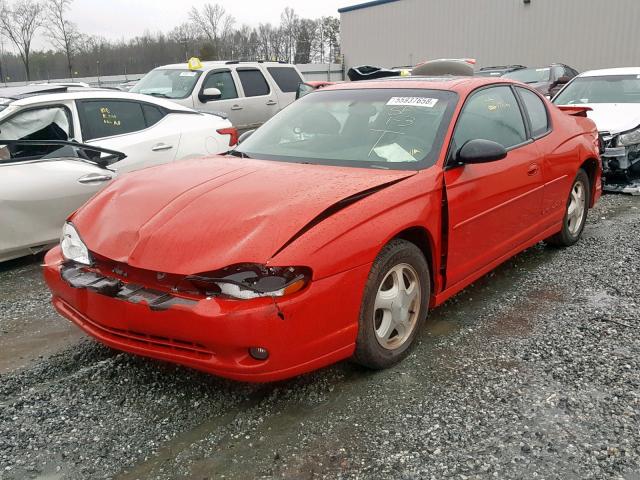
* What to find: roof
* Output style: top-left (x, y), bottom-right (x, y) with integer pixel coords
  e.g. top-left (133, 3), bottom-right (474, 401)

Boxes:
top-left (578, 67), bottom-right (640, 77)
top-left (154, 61), bottom-right (295, 71)
top-left (0, 85), bottom-right (70, 99)
top-left (322, 76), bottom-right (515, 94)
top-left (1, 89), bottom-right (195, 112)
top-left (338, 0), bottom-right (401, 13)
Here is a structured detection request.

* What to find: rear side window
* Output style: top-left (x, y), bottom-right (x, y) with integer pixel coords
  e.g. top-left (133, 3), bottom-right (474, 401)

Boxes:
top-left (78, 101), bottom-right (148, 141)
top-left (267, 67), bottom-right (303, 93)
top-left (142, 104), bottom-right (166, 127)
top-left (517, 87), bottom-right (550, 137)
top-left (237, 69), bottom-right (270, 97)
top-left (202, 70), bottom-right (238, 100)
top-left (453, 86), bottom-right (527, 151)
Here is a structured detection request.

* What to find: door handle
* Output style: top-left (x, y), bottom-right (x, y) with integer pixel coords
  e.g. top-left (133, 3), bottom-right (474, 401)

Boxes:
top-left (151, 143), bottom-right (173, 152)
top-left (231, 105), bottom-right (243, 110)
top-left (266, 100), bottom-right (277, 106)
top-left (78, 173), bottom-right (112, 184)
top-left (527, 163), bottom-right (540, 176)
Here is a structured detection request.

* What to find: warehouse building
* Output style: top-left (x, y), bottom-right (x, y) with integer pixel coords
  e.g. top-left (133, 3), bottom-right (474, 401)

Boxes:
top-left (339, 0), bottom-right (640, 72)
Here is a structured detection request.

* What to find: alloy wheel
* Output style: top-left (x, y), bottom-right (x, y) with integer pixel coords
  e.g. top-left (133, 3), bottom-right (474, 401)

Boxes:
top-left (373, 263), bottom-right (422, 350)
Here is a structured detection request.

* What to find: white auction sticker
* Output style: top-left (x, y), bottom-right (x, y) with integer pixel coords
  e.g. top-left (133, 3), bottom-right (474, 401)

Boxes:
top-left (386, 97), bottom-right (439, 108)
top-left (180, 71), bottom-right (198, 77)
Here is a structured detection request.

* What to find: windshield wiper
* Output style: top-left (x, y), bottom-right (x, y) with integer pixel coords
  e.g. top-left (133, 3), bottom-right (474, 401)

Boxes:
top-left (148, 92), bottom-right (170, 98)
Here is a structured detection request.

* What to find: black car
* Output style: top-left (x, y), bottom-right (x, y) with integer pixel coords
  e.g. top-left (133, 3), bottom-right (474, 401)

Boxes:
top-left (502, 63), bottom-right (580, 97)
top-left (475, 65), bottom-right (526, 77)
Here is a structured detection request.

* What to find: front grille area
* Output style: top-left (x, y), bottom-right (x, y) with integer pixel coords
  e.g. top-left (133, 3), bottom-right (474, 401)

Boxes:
top-left (61, 263), bottom-right (198, 311)
top-left (68, 303), bottom-right (214, 360)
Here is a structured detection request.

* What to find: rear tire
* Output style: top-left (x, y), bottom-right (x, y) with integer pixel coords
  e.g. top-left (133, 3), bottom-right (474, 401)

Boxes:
top-left (546, 169), bottom-right (590, 247)
top-left (353, 239), bottom-right (430, 370)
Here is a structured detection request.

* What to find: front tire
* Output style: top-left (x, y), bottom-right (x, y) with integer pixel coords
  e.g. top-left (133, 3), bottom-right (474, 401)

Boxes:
top-left (353, 239), bottom-right (430, 370)
top-left (546, 169), bottom-right (590, 247)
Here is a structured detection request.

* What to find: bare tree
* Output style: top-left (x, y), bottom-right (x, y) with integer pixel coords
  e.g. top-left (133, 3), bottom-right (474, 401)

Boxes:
top-left (280, 7), bottom-right (298, 64)
top-left (189, 2), bottom-right (235, 60)
top-left (170, 22), bottom-right (201, 61)
top-left (46, 0), bottom-right (81, 78)
top-left (0, 0), bottom-right (44, 80)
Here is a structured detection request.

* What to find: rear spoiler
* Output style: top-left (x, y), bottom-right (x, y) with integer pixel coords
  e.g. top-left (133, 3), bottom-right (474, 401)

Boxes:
top-left (557, 105), bottom-right (592, 118)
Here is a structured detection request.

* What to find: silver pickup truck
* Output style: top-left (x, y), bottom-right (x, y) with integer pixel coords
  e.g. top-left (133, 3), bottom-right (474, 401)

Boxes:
top-left (131, 61), bottom-right (304, 132)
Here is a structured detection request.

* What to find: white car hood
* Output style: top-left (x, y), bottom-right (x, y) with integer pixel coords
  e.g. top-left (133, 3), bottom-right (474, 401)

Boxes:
top-left (578, 103), bottom-right (640, 134)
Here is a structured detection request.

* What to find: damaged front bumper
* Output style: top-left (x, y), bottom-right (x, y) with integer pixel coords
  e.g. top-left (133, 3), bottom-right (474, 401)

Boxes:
top-left (600, 133), bottom-right (640, 195)
top-left (43, 246), bottom-right (368, 382)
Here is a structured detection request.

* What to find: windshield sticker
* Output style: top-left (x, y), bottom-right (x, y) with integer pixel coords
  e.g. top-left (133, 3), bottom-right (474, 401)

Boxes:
top-left (536, 68), bottom-right (550, 72)
top-left (373, 143), bottom-right (418, 162)
top-left (179, 72), bottom-right (198, 77)
top-left (386, 97), bottom-right (439, 108)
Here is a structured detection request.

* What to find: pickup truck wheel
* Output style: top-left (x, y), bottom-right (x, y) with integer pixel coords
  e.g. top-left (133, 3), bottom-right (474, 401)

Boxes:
top-left (546, 169), bottom-right (590, 247)
top-left (353, 239), bottom-right (430, 370)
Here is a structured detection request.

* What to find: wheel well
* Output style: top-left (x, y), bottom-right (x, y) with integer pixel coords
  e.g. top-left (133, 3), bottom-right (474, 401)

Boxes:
top-left (394, 227), bottom-right (435, 286)
top-left (580, 158), bottom-right (598, 207)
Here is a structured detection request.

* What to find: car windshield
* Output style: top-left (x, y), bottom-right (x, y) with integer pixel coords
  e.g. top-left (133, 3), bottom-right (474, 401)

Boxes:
top-left (503, 67), bottom-right (551, 83)
top-left (553, 75), bottom-right (640, 104)
top-left (130, 69), bottom-right (202, 99)
top-left (235, 88), bottom-right (458, 170)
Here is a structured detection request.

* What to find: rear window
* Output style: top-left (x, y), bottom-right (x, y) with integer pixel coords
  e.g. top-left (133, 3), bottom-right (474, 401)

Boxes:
top-left (237, 69), bottom-right (270, 97)
top-left (267, 67), bottom-right (303, 93)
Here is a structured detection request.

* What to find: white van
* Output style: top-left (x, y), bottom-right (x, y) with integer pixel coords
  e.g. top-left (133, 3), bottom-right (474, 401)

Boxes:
top-left (131, 61), bottom-right (304, 131)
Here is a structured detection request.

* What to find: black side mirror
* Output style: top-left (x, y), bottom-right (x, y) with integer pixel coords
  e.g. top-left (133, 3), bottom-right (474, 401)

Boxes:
top-left (457, 139), bottom-right (507, 164)
top-left (237, 129), bottom-right (255, 145)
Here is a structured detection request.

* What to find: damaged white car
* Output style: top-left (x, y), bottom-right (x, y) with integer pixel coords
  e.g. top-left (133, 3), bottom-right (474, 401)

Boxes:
top-left (0, 85), bottom-right (238, 262)
top-left (553, 68), bottom-right (640, 194)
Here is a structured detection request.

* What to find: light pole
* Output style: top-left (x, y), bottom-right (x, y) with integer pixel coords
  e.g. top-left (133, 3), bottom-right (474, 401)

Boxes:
top-left (96, 60), bottom-right (101, 86)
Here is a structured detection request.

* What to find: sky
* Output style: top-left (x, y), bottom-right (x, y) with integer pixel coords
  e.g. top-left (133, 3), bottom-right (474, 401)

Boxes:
top-left (50, 0), bottom-right (349, 45)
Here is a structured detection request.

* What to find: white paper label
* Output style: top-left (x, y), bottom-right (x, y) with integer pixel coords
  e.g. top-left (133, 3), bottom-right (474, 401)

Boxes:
top-left (386, 97), bottom-right (439, 108)
top-left (180, 71), bottom-right (197, 77)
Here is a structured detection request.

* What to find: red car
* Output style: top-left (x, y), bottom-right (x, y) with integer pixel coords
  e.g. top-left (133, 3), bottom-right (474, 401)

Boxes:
top-left (44, 77), bottom-right (601, 382)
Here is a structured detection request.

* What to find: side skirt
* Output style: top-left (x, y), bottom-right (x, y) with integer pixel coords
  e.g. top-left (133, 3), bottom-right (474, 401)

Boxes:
top-left (433, 223), bottom-right (561, 306)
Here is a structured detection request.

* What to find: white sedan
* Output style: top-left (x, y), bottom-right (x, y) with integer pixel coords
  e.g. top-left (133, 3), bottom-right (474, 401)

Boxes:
top-left (0, 85), bottom-right (238, 262)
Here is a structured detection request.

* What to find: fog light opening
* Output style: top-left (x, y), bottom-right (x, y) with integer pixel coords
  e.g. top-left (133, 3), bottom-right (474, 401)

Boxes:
top-left (249, 347), bottom-right (269, 361)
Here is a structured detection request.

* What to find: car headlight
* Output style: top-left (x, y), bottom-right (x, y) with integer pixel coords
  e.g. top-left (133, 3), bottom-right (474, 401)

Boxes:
top-left (618, 126), bottom-right (640, 147)
top-left (186, 263), bottom-right (312, 300)
top-left (60, 222), bottom-right (91, 265)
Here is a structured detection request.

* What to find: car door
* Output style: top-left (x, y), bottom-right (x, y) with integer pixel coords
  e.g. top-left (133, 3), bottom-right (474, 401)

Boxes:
top-left (76, 99), bottom-right (181, 174)
top-left (235, 67), bottom-right (279, 130)
top-left (193, 68), bottom-right (245, 128)
top-left (0, 146), bottom-right (114, 260)
top-left (444, 85), bottom-right (545, 288)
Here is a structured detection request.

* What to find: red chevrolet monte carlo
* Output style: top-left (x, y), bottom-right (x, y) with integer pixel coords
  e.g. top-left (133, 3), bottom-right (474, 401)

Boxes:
top-left (43, 77), bottom-right (601, 382)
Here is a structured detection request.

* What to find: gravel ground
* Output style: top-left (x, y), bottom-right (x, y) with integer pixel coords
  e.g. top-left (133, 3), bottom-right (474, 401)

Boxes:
top-left (0, 194), bottom-right (639, 480)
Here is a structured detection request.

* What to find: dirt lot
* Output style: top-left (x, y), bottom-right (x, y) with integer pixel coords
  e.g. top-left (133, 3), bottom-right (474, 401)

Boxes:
top-left (1, 194), bottom-right (639, 480)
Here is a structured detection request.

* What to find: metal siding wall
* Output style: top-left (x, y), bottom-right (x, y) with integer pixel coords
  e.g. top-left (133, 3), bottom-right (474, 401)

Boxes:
top-left (340, 0), bottom-right (640, 72)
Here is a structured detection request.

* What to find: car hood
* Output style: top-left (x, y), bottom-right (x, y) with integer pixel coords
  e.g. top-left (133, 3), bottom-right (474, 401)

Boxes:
top-left (575, 103), bottom-right (640, 135)
top-left (71, 156), bottom-right (415, 274)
